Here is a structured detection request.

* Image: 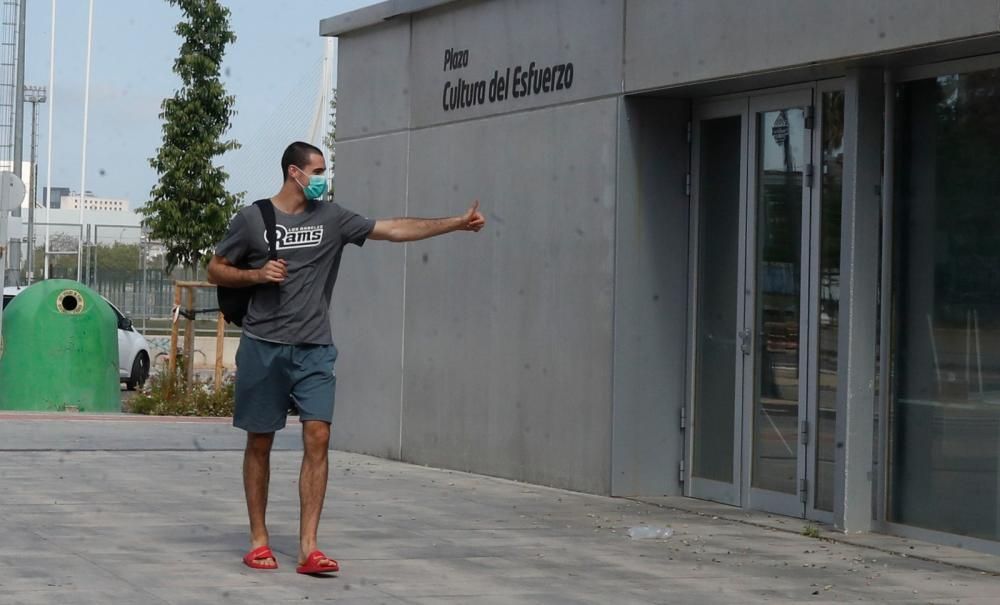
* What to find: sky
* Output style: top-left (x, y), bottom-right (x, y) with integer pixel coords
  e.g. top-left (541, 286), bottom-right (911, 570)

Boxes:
top-left (23, 0), bottom-right (381, 208)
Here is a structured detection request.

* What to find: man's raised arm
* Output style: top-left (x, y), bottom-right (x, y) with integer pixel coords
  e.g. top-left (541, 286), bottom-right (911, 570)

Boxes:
top-left (369, 201), bottom-right (486, 243)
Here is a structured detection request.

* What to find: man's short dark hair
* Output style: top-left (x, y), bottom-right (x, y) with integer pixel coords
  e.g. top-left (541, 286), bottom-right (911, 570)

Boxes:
top-left (281, 141), bottom-right (324, 181)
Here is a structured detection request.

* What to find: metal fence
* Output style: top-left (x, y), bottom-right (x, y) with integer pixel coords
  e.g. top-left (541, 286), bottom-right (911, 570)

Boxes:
top-left (8, 223), bottom-right (229, 337)
top-left (8, 222), bottom-right (84, 284)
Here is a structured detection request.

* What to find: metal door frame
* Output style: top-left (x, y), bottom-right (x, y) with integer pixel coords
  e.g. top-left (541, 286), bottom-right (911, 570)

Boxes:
top-left (689, 84), bottom-right (843, 522)
top-left (743, 88), bottom-right (815, 518)
top-left (686, 97), bottom-right (749, 506)
top-left (803, 79), bottom-right (846, 525)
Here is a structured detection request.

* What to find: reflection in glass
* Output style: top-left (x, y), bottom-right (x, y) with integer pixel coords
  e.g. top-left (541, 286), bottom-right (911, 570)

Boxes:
top-left (692, 116), bottom-right (742, 484)
top-left (752, 108), bottom-right (805, 495)
top-left (816, 91), bottom-right (844, 512)
top-left (891, 68), bottom-right (1000, 541)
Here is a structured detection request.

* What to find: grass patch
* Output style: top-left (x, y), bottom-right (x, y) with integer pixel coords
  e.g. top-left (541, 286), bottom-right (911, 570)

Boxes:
top-left (802, 524), bottom-right (822, 539)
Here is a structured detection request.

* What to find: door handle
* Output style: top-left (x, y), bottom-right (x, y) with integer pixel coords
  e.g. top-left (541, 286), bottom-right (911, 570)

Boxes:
top-left (739, 329), bottom-right (752, 356)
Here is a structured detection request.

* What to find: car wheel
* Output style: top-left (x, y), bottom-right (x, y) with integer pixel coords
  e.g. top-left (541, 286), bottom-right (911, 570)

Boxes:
top-left (127, 353), bottom-right (149, 391)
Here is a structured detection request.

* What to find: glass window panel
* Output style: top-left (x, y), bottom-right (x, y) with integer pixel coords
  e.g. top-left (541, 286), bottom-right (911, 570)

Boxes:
top-left (816, 91), bottom-right (844, 512)
top-left (890, 68), bottom-right (1000, 541)
top-left (692, 115), bottom-right (742, 483)
top-left (752, 108), bottom-right (805, 495)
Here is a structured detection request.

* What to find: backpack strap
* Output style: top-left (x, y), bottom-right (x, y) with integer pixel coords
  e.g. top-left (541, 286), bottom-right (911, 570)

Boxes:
top-left (254, 199), bottom-right (278, 260)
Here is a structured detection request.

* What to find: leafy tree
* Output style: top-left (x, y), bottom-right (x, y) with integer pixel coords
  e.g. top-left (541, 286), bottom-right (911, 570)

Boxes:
top-left (140, 0), bottom-right (242, 272)
top-left (93, 243), bottom-right (142, 274)
top-left (30, 241), bottom-right (140, 281)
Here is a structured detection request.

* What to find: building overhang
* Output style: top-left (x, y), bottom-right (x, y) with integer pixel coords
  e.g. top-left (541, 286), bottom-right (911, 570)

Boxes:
top-left (320, 0), bottom-right (458, 37)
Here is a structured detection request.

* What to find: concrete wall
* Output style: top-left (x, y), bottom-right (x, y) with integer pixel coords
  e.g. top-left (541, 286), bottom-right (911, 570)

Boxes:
top-left (409, 0), bottom-right (623, 127)
top-left (333, 0), bottom-right (622, 493)
top-left (401, 99), bottom-right (618, 493)
top-left (146, 335), bottom-right (239, 371)
top-left (330, 133), bottom-right (410, 460)
top-left (624, 0), bottom-right (1000, 92)
top-left (337, 18), bottom-right (411, 140)
top-left (611, 97), bottom-right (691, 497)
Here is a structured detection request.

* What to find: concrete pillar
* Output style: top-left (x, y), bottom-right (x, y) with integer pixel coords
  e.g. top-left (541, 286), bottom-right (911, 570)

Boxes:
top-left (833, 68), bottom-right (884, 533)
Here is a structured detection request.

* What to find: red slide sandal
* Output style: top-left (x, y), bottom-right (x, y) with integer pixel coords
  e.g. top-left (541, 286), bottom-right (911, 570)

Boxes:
top-left (296, 550), bottom-right (339, 575)
top-left (242, 545), bottom-right (279, 570)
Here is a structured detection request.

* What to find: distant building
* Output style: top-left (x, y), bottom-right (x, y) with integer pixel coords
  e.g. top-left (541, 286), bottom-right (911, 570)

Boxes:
top-left (42, 186), bottom-right (70, 209)
top-left (61, 195), bottom-right (129, 213)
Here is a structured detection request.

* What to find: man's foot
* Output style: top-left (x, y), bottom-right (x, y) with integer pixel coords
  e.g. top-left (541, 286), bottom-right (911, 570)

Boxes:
top-left (243, 545), bottom-right (278, 570)
top-left (296, 550), bottom-right (339, 575)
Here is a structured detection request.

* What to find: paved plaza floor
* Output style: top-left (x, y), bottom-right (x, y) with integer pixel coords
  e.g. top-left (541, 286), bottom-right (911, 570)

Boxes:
top-left (0, 413), bottom-right (996, 604)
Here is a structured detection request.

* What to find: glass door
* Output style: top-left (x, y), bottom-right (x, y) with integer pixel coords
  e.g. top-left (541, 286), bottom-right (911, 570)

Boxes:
top-left (744, 91), bottom-right (813, 517)
top-left (807, 85), bottom-right (844, 522)
top-left (688, 99), bottom-right (748, 506)
top-left (689, 86), bottom-right (842, 522)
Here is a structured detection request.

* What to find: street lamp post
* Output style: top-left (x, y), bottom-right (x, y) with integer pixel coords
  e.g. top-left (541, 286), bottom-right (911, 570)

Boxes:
top-left (23, 85), bottom-right (47, 285)
top-left (140, 223), bottom-right (149, 334)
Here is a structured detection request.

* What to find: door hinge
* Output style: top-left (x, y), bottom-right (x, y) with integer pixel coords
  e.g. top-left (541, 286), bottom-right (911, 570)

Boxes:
top-left (680, 406), bottom-right (687, 430)
top-left (804, 106), bottom-right (815, 130)
top-left (739, 329), bottom-right (752, 356)
top-left (805, 163), bottom-right (815, 189)
top-left (686, 120), bottom-right (692, 144)
top-left (800, 478), bottom-right (808, 504)
top-left (679, 459), bottom-right (686, 484)
top-left (800, 419), bottom-right (809, 446)
top-left (684, 172), bottom-right (692, 197)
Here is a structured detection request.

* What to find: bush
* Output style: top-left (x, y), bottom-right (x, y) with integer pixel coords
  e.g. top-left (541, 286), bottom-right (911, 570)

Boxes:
top-left (128, 356), bottom-right (235, 417)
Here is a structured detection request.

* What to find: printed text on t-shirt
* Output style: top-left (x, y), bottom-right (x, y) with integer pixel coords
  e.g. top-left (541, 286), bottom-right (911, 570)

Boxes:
top-left (266, 225), bottom-right (325, 251)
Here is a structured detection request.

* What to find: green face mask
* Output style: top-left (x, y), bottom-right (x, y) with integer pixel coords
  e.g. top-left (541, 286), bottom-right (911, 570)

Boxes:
top-left (294, 168), bottom-right (328, 200)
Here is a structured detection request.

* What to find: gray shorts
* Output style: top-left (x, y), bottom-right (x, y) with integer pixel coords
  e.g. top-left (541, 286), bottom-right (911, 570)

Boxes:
top-left (234, 334), bottom-right (338, 433)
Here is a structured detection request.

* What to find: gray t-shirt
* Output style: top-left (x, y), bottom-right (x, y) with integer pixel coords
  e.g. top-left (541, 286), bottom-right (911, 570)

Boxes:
top-left (215, 199), bottom-right (375, 345)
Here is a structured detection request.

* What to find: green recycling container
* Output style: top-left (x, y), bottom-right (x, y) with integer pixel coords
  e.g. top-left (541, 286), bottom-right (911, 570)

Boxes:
top-left (0, 279), bottom-right (119, 412)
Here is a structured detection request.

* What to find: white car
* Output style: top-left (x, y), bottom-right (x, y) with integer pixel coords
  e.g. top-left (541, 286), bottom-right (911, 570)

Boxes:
top-left (3, 286), bottom-right (151, 390)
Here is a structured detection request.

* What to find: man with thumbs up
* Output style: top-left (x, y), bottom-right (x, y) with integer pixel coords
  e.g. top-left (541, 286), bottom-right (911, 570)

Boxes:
top-left (207, 141), bottom-right (486, 575)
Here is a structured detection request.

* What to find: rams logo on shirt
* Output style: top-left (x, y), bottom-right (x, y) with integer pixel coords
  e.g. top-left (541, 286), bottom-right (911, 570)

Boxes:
top-left (267, 225), bottom-right (324, 250)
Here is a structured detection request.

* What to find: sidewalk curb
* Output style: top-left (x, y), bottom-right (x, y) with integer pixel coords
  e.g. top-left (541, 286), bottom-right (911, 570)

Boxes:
top-left (0, 411), bottom-right (236, 423)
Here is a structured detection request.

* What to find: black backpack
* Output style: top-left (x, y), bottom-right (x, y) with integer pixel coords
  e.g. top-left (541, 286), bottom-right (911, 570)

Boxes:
top-left (217, 199), bottom-right (278, 327)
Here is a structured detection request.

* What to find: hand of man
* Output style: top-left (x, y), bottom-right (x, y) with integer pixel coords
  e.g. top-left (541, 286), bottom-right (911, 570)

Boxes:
top-left (255, 259), bottom-right (288, 284)
top-left (460, 200), bottom-right (486, 232)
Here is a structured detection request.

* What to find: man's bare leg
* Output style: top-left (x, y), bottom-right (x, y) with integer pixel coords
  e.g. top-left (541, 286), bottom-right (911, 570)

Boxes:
top-left (299, 420), bottom-right (335, 566)
top-left (244, 431), bottom-right (277, 568)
